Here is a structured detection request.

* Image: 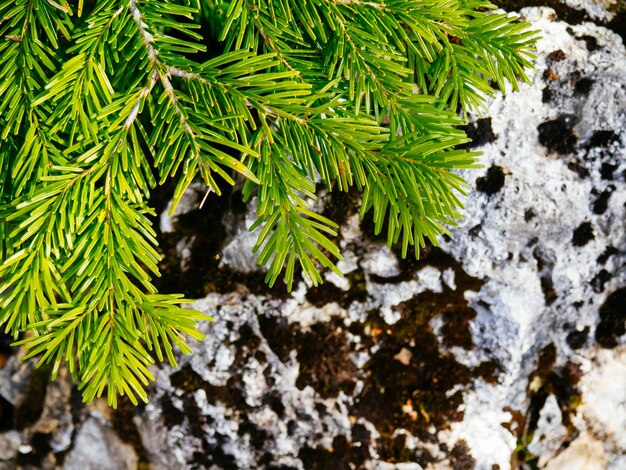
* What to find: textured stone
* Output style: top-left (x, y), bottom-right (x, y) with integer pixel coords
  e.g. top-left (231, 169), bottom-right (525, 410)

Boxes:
top-left (63, 417), bottom-right (138, 470)
top-left (1, 3), bottom-right (625, 470)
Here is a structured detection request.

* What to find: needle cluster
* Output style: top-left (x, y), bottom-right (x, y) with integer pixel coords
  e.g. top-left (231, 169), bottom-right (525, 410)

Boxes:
top-left (0, 0), bottom-right (537, 406)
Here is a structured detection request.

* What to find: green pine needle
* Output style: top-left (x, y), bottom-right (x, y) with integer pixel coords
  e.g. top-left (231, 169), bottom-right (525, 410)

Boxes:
top-left (0, 0), bottom-right (538, 406)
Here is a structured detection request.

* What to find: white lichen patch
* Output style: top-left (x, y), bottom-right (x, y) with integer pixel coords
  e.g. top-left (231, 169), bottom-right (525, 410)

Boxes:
top-left (436, 9), bottom-right (626, 468)
top-left (561, 0), bottom-right (619, 21)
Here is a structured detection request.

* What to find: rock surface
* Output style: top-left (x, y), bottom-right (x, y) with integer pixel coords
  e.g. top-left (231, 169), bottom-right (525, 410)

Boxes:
top-left (1, 2), bottom-right (625, 470)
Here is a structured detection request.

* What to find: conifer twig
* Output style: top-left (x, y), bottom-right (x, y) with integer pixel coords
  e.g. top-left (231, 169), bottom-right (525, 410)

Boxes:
top-left (0, 0), bottom-right (538, 406)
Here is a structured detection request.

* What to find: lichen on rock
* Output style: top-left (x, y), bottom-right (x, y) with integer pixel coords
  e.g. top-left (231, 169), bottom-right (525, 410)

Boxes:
top-left (1, 3), bottom-right (625, 470)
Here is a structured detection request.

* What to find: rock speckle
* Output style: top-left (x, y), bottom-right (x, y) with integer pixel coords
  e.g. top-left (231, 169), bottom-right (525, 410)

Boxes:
top-left (476, 165), bottom-right (506, 195)
top-left (573, 76), bottom-right (595, 95)
top-left (572, 221), bottom-right (595, 246)
top-left (538, 115), bottom-right (578, 154)
top-left (459, 118), bottom-right (497, 149)
top-left (596, 287), bottom-right (626, 348)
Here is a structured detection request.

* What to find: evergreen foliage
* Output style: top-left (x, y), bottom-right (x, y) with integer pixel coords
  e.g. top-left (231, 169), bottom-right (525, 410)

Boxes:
top-left (0, 0), bottom-right (538, 406)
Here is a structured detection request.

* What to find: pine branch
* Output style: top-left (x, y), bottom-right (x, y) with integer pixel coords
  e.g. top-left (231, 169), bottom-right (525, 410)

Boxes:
top-left (0, 0), bottom-right (69, 202)
top-left (1, 0), bottom-right (213, 406)
top-left (0, 0), bottom-right (539, 406)
top-left (247, 141), bottom-right (343, 289)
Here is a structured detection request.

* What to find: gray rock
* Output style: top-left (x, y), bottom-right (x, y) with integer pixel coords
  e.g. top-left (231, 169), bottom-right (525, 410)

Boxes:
top-left (63, 417), bottom-right (137, 470)
top-left (1, 4), bottom-right (624, 470)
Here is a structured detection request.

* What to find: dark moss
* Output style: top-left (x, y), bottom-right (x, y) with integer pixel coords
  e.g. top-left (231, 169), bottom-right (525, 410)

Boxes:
top-left (586, 130), bottom-right (619, 148)
top-left (535, 344), bottom-right (558, 377)
top-left (450, 440), bottom-right (476, 470)
top-left (391, 244), bottom-right (431, 282)
top-left (501, 406), bottom-right (525, 440)
top-left (0, 394), bottom-right (14, 432)
top-left (543, 68), bottom-right (559, 82)
top-left (596, 287), bottom-right (626, 348)
top-left (579, 35), bottom-right (601, 52)
top-left (170, 364), bottom-right (210, 393)
top-left (491, 1), bottom-right (590, 24)
top-left (353, 279), bottom-right (485, 442)
top-left (541, 87), bottom-right (553, 103)
top-left (597, 246), bottom-right (618, 265)
top-left (149, 179), bottom-right (293, 301)
top-left (566, 326), bottom-right (589, 350)
top-left (160, 395), bottom-right (185, 428)
top-left (468, 224), bottom-right (482, 238)
top-left (0, 331), bottom-right (15, 369)
top-left (238, 421), bottom-right (269, 450)
top-left (567, 160), bottom-right (589, 178)
top-left (376, 433), bottom-right (419, 464)
top-left (208, 267), bottom-right (295, 300)
top-left (351, 423), bottom-right (370, 444)
top-left (262, 392), bottom-right (285, 418)
top-left (174, 388), bottom-right (240, 470)
top-left (572, 222), bottom-right (594, 247)
top-left (320, 186), bottom-right (361, 230)
top-left (305, 268), bottom-right (368, 308)
top-left (459, 118), bottom-right (496, 149)
top-left (592, 186), bottom-right (614, 214)
top-left (170, 365), bottom-right (251, 412)
top-left (232, 323), bottom-right (263, 364)
top-left (600, 162), bottom-right (619, 180)
top-left (148, 180), bottom-right (229, 298)
top-left (475, 360), bottom-right (502, 384)
top-left (14, 364), bottom-right (51, 430)
top-left (111, 397), bottom-right (149, 468)
top-left (440, 305), bottom-right (477, 349)
top-left (547, 50), bottom-right (566, 62)
top-left (192, 439), bottom-right (238, 470)
top-left (591, 269), bottom-right (611, 294)
top-left (295, 320), bottom-right (357, 398)
top-left (359, 210), bottom-right (388, 245)
top-left (524, 208), bottom-right (537, 222)
top-left (540, 275), bottom-right (558, 306)
top-left (298, 434), bottom-right (370, 470)
top-left (258, 314), bottom-right (299, 363)
top-left (305, 281), bottom-right (346, 308)
top-left (512, 346), bottom-right (583, 466)
top-left (286, 419), bottom-right (298, 437)
top-left (345, 269), bottom-right (368, 304)
top-left (537, 115), bottom-right (578, 155)
top-left (573, 77), bottom-right (594, 95)
top-left (606, 10), bottom-right (626, 45)
top-left (15, 432), bottom-right (52, 468)
top-left (476, 165), bottom-right (506, 195)
top-left (229, 188), bottom-right (248, 215)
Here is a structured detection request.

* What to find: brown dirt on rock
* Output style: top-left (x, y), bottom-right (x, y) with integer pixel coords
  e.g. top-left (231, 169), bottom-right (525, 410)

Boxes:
top-left (295, 320), bottom-right (358, 398)
top-left (596, 287), bottom-right (626, 348)
top-left (352, 260), bottom-right (488, 463)
top-left (510, 344), bottom-right (583, 468)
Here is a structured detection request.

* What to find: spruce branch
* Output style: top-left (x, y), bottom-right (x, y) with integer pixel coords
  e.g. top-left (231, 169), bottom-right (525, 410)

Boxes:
top-left (0, 0), bottom-right (538, 406)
